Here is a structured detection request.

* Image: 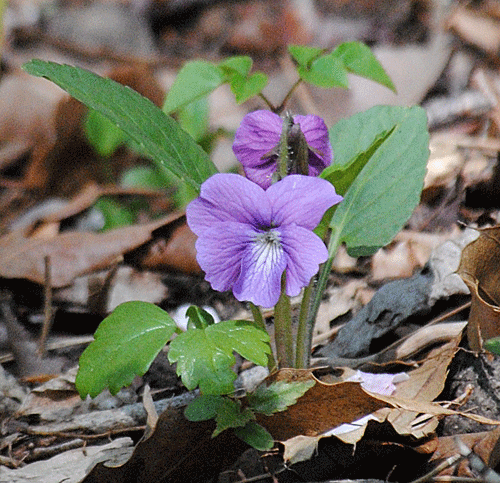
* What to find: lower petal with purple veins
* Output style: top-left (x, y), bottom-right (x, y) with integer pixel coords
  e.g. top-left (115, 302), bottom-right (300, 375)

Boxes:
top-left (194, 222), bottom-right (251, 293)
top-left (279, 224), bottom-right (329, 297)
top-left (233, 228), bottom-right (287, 308)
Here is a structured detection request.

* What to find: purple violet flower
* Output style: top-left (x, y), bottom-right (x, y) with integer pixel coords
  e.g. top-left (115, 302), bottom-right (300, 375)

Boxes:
top-left (232, 110), bottom-right (333, 189)
top-left (186, 173), bottom-right (343, 308)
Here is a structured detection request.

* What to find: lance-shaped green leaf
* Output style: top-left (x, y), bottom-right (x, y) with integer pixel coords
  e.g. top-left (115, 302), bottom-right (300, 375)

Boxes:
top-left (168, 320), bottom-right (271, 395)
top-left (328, 105), bottom-right (429, 257)
top-left (22, 60), bottom-right (218, 192)
top-left (247, 380), bottom-right (316, 416)
top-left (333, 41), bottom-right (396, 92)
top-left (76, 302), bottom-right (178, 398)
top-left (85, 108), bottom-right (127, 157)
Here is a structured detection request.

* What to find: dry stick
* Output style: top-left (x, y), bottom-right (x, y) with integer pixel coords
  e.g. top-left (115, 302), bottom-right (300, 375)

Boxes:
top-left (408, 453), bottom-right (463, 483)
top-left (38, 255), bottom-right (53, 357)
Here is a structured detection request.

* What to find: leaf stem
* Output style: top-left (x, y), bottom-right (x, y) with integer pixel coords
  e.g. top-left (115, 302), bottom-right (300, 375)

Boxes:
top-left (294, 280), bottom-right (313, 368)
top-left (273, 273), bottom-right (294, 368)
top-left (249, 302), bottom-right (277, 371)
top-left (258, 92), bottom-right (276, 112)
top-left (275, 78), bottom-right (303, 114)
top-left (304, 230), bottom-right (342, 361)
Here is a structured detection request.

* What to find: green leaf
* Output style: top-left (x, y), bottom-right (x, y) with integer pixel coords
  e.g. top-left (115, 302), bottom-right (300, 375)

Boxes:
top-left (168, 320), bottom-right (271, 395)
top-left (120, 166), bottom-right (165, 190)
top-left (321, 127), bottom-right (394, 197)
top-left (233, 422), bottom-right (274, 451)
top-left (219, 56), bottom-right (253, 77)
top-left (76, 302), bottom-right (177, 398)
top-left (184, 394), bottom-right (224, 421)
top-left (229, 71), bottom-right (268, 104)
top-left (484, 337), bottom-right (500, 356)
top-left (177, 96), bottom-right (209, 142)
top-left (163, 60), bottom-right (224, 114)
top-left (213, 398), bottom-right (255, 437)
top-left (288, 44), bottom-right (323, 67)
top-left (333, 41), bottom-right (396, 92)
top-left (94, 197), bottom-right (135, 231)
top-left (247, 380), bottom-right (316, 416)
top-left (85, 109), bottom-right (127, 157)
top-left (186, 305), bottom-right (215, 329)
top-left (316, 128), bottom-right (394, 238)
top-left (220, 56), bottom-right (268, 104)
top-left (328, 105), bottom-right (429, 257)
top-left (22, 60), bottom-right (218, 192)
top-left (297, 52), bottom-right (349, 89)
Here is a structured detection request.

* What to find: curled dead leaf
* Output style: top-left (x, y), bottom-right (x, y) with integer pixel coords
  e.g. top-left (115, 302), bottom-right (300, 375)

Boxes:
top-left (457, 226), bottom-right (500, 350)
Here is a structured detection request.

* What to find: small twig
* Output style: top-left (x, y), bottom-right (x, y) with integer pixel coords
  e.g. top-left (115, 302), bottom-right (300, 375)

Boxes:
top-left (409, 453), bottom-right (463, 483)
top-left (38, 255), bottom-right (53, 357)
top-left (455, 437), bottom-right (500, 483)
top-left (24, 426), bottom-right (146, 440)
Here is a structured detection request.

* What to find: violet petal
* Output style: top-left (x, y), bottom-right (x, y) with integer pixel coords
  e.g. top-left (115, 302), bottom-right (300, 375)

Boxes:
top-left (233, 228), bottom-right (287, 307)
top-left (294, 114), bottom-right (333, 174)
top-left (232, 110), bottom-right (282, 168)
top-left (267, 175), bottom-right (343, 230)
top-left (280, 224), bottom-right (329, 297)
top-left (186, 173), bottom-right (271, 236)
top-left (194, 222), bottom-right (251, 293)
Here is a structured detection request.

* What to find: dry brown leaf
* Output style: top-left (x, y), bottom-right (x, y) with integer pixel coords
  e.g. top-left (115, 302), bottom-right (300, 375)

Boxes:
top-left (136, 221), bottom-right (201, 274)
top-left (0, 72), bottom-right (62, 171)
top-left (0, 214), bottom-right (180, 287)
top-left (81, 406), bottom-right (247, 483)
top-left (387, 336), bottom-right (461, 438)
top-left (457, 225), bottom-right (500, 350)
top-left (256, 369), bottom-right (388, 441)
top-left (448, 6), bottom-right (500, 60)
top-left (371, 240), bottom-right (421, 280)
top-left (23, 64), bottom-right (165, 196)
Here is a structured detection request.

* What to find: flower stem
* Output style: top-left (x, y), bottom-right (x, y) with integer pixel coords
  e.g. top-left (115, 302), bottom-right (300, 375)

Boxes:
top-left (294, 280), bottom-right (313, 368)
top-left (276, 78), bottom-right (303, 114)
top-left (303, 230), bottom-right (342, 363)
top-left (258, 92), bottom-right (276, 112)
top-left (273, 273), bottom-right (294, 368)
top-left (249, 302), bottom-right (277, 371)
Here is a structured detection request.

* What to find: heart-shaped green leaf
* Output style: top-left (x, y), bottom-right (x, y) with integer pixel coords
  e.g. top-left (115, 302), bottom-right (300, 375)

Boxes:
top-left (168, 320), bottom-right (271, 395)
top-left (333, 41), bottom-right (396, 92)
top-left (76, 302), bottom-right (177, 398)
top-left (163, 60), bottom-right (224, 114)
top-left (328, 105), bottom-right (429, 256)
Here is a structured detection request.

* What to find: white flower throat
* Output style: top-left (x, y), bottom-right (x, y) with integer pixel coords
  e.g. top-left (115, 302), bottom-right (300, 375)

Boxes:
top-left (253, 229), bottom-right (282, 269)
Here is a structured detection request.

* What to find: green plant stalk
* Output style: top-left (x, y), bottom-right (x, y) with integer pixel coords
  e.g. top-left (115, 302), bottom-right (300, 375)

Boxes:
top-left (273, 273), bottom-right (294, 368)
top-left (249, 302), bottom-right (277, 371)
top-left (303, 229), bottom-right (342, 364)
top-left (295, 277), bottom-right (316, 369)
top-left (294, 280), bottom-right (313, 368)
